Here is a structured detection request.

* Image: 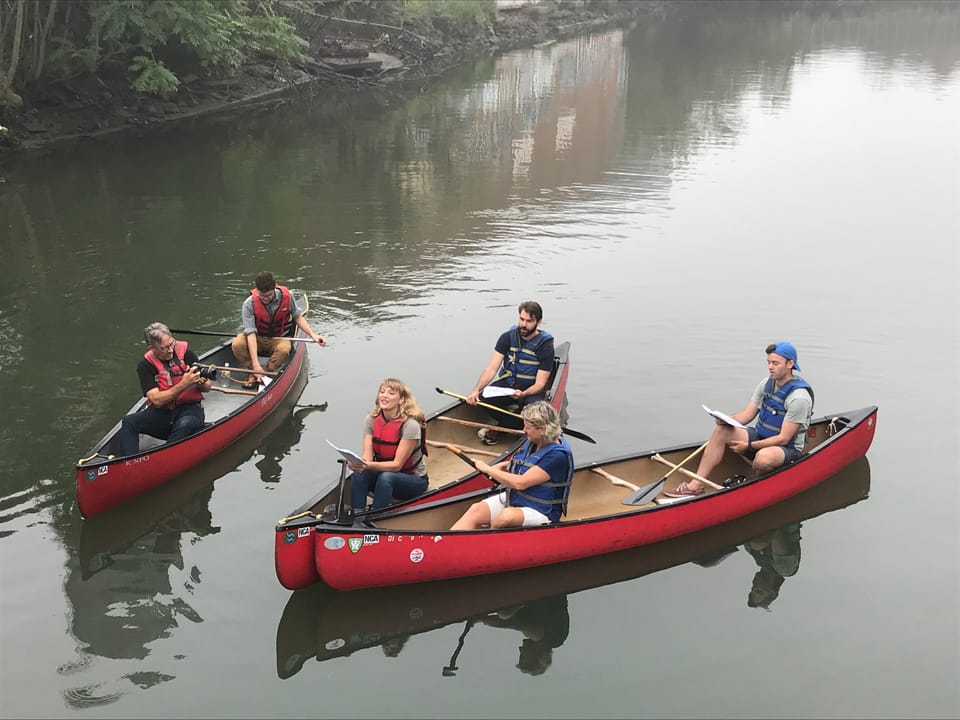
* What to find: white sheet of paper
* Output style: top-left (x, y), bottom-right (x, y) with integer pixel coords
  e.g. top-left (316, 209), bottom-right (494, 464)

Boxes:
top-left (481, 385), bottom-right (515, 399)
top-left (326, 439), bottom-right (365, 465)
top-left (702, 404), bottom-right (746, 429)
top-left (258, 376), bottom-right (273, 392)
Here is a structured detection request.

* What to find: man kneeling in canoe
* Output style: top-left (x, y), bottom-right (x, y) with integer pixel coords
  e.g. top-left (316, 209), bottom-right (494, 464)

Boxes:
top-left (451, 401), bottom-right (574, 529)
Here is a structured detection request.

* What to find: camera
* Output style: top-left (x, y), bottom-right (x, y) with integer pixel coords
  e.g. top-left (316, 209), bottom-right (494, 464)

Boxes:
top-left (193, 364), bottom-right (218, 381)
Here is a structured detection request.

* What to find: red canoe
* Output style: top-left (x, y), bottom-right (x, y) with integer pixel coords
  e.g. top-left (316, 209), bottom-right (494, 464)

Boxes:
top-left (76, 297), bottom-right (311, 518)
top-left (273, 341), bottom-right (573, 590)
top-left (276, 453), bottom-right (872, 677)
top-left (307, 406), bottom-right (877, 591)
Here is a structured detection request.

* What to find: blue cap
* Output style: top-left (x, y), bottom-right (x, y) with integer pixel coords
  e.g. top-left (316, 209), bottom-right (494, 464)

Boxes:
top-left (769, 342), bottom-right (800, 372)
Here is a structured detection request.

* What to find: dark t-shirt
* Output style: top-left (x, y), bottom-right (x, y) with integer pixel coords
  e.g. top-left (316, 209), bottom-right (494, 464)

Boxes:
top-left (136, 348), bottom-right (201, 397)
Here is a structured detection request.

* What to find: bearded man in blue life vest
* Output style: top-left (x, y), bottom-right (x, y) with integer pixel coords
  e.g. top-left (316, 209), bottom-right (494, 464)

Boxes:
top-left (230, 271), bottom-right (326, 388)
top-left (451, 401), bottom-right (574, 530)
top-left (665, 342), bottom-right (814, 497)
top-left (465, 300), bottom-right (555, 446)
top-left (116, 322), bottom-right (213, 456)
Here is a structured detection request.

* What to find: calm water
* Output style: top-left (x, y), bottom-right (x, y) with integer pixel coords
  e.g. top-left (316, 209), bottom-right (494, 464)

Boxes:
top-left (1, 3), bottom-right (958, 717)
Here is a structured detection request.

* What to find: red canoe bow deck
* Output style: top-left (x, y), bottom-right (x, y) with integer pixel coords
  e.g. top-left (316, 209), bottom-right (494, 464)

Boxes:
top-left (76, 301), bottom-right (311, 518)
top-left (307, 406), bottom-right (877, 591)
top-left (273, 341), bottom-right (572, 590)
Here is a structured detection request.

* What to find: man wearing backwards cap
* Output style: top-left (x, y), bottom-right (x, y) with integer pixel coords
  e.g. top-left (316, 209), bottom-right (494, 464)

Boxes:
top-left (665, 342), bottom-right (814, 497)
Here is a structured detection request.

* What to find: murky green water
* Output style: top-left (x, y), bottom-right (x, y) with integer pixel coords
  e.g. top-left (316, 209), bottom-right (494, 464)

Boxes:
top-left (1, 3), bottom-right (957, 717)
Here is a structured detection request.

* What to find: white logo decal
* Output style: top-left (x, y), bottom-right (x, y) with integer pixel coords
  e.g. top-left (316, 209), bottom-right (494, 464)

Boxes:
top-left (323, 536), bottom-right (346, 550)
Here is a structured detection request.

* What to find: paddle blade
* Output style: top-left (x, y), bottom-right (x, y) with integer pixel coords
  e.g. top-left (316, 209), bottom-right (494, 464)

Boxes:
top-left (622, 478), bottom-right (665, 506)
top-left (561, 427), bottom-right (596, 444)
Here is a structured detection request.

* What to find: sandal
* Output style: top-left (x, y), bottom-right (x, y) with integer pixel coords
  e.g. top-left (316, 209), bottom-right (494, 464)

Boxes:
top-left (664, 481), bottom-right (705, 498)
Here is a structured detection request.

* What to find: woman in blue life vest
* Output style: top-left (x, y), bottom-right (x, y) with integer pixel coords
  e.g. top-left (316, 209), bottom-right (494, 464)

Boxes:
top-left (665, 341), bottom-right (814, 497)
top-left (347, 378), bottom-right (429, 512)
top-left (451, 401), bottom-right (574, 530)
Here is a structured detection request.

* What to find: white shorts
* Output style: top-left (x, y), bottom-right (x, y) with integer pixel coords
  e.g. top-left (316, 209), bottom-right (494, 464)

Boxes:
top-left (484, 491), bottom-right (550, 527)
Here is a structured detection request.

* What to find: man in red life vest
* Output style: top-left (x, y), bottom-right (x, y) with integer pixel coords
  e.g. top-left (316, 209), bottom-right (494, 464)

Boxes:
top-left (116, 322), bottom-right (212, 456)
top-left (230, 271), bottom-right (326, 388)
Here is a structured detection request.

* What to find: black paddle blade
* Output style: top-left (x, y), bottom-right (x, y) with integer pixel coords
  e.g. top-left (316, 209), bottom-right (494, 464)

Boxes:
top-left (561, 427), bottom-right (596, 444)
top-left (622, 478), bottom-right (665, 506)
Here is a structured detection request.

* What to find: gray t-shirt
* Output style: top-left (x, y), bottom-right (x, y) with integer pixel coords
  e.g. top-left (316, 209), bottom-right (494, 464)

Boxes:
top-left (750, 377), bottom-right (813, 451)
top-left (241, 290), bottom-right (305, 335)
top-left (362, 414), bottom-right (427, 476)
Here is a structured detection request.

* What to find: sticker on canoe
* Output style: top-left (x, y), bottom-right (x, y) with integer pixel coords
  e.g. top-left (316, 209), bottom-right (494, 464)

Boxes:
top-left (324, 638), bottom-right (346, 651)
top-left (348, 537), bottom-right (363, 553)
top-left (283, 530), bottom-right (297, 544)
top-left (409, 548), bottom-right (424, 563)
top-left (297, 527), bottom-right (310, 538)
top-left (363, 534), bottom-right (379, 545)
top-left (324, 536), bottom-right (346, 550)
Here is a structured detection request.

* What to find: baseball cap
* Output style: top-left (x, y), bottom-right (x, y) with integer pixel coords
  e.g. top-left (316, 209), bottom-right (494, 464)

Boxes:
top-left (766, 341), bottom-right (801, 372)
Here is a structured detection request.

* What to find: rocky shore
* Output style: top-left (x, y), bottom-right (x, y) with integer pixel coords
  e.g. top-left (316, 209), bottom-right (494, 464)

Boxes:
top-left (0, 1), bottom-right (667, 156)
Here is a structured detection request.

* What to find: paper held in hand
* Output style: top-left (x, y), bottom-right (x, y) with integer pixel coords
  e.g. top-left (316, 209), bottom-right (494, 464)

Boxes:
top-left (702, 405), bottom-right (747, 429)
top-left (326, 440), bottom-right (365, 466)
top-left (480, 385), bottom-right (515, 399)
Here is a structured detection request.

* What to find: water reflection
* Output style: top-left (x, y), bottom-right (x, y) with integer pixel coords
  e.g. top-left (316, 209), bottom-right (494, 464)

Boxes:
top-left (275, 457), bottom-right (870, 679)
top-left (61, 376), bottom-right (316, 708)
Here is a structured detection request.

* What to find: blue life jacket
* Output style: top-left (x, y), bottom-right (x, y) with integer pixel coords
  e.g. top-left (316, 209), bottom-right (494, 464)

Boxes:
top-left (755, 377), bottom-right (814, 441)
top-left (505, 437), bottom-right (574, 523)
top-left (497, 327), bottom-right (554, 390)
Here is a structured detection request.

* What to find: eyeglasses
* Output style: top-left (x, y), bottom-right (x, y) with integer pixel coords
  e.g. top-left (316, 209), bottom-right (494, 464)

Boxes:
top-left (157, 340), bottom-right (176, 353)
top-left (257, 291), bottom-right (276, 303)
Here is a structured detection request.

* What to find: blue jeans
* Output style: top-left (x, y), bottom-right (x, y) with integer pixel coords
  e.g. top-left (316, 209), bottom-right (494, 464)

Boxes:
top-left (350, 469), bottom-right (429, 511)
top-left (116, 403), bottom-right (205, 456)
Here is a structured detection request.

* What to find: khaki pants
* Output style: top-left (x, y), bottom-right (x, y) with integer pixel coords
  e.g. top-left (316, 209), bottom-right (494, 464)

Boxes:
top-left (231, 333), bottom-right (292, 373)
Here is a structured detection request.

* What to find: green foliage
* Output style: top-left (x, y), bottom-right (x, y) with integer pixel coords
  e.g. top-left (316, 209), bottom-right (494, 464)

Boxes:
top-left (85, 0), bottom-right (305, 95)
top-left (129, 55), bottom-right (180, 96)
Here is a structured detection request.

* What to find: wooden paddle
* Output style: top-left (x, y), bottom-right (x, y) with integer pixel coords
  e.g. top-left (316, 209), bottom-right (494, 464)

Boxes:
top-left (655, 440), bottom-right (710, 485)
top-left (171, 328), bottom-right (321, 343)
top-left (652, 451), bottom-right (723, 490)
top-left (209, 386), bottom-right (258, 397)
top-left (443, 444), bottom-right (496, 480)
top-left (425, 440), bottom-right (499, 457)
top-left (435, 388), bottom-right (597, 444)
top-left (198, 363), bottom-right (278, 377)
top-left (590, 467), bottom-right (640, 492)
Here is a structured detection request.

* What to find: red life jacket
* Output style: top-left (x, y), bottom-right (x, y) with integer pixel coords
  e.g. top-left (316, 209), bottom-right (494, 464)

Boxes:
top-left (252, 285), bottom-right (294, 337)
top-left (145, 340), bottom-right (204, 408)
top-left (371, 413), bottom-right (426, 472)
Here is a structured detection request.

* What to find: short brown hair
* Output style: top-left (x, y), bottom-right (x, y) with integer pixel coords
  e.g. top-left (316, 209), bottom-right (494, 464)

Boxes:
top-left (518, 301), bottom-right (543, 322)
top-left (255, 271), bottom-right (276, 292)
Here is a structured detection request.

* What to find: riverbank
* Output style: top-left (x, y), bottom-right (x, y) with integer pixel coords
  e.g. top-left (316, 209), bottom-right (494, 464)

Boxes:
top-left (0, 1), bottom-right (668, 156)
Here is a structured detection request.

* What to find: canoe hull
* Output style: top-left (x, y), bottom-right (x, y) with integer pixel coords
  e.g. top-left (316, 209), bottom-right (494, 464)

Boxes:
top-left (76, 335), bottom-right (308, 518)
top-left (312, 407), bottom-right (877, 590)
top-left (274, 341), bottom-right (573, 590)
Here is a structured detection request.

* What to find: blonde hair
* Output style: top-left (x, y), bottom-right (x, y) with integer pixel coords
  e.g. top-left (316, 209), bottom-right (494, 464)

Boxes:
top-left (521, 401), bottom-right (562, 444)
top-left (368, 378), bottom-right (425, 424)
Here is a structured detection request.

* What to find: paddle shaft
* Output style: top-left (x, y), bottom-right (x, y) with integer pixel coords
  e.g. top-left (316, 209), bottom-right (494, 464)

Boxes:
top-left (170, 328), bottom-right (319, 343)
top-left (657, 440), bottom-right (710, 483)
top-left (435, 388), bottom-right (596, 444)
top-left (653, 452), bottom-right (723, 490)
top-left (425, 440), bottom-right (499, 457)
top-left (198, 363), bottom-right (278, 377)
top-left (209, 385), bottom-right (258, 397)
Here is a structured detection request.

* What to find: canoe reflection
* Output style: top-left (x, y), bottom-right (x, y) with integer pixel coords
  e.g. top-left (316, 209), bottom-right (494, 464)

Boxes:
top-left (68, 371), bottom-right (316, 679)
top-left (276, 457), bottom-right (870, 679)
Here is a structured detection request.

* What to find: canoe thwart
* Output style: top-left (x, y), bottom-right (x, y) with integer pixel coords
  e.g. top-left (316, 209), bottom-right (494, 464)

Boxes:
top-left (435, 416), bottom-right (525, 435)
top-left (425, 440), bottom-right (500, 457)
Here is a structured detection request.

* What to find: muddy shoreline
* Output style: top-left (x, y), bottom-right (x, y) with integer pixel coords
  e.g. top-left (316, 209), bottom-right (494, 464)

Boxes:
top-left (0, 1), bottom-right (667, 157)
